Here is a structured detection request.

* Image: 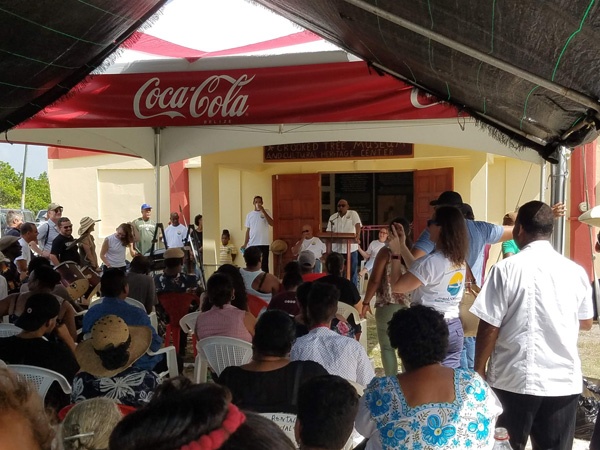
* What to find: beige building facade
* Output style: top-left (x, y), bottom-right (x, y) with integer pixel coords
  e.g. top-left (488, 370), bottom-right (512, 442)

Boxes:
top-left (49, 140), bottom-right (549, 277)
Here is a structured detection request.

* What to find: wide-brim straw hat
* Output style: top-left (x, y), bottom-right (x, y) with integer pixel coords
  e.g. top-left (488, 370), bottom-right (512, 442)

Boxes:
top-left (75, 315), bottom-right (151, 377)
top-left (78, 216), bottom-right (100, 236)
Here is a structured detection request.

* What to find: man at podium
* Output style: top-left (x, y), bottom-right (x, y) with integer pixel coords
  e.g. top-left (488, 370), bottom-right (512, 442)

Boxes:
top-left (326, 199), bottom-right (362, 287)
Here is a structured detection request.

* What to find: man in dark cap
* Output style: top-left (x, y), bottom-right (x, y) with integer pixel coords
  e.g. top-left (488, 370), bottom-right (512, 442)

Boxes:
top-left (0, 293), bottom-right (79, 408)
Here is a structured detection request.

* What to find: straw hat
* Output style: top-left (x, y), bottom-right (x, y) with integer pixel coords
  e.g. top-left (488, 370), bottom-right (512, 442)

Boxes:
top-left (76, 315), bottom-right (151, 377)
top-left (271, 239), bottom-right (288, 255)
top-left (78, 216), bottom-right (100, 236)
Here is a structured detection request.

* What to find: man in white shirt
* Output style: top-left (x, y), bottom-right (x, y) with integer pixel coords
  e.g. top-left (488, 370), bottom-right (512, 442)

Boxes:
top-left (291, 283), bottom-right (374, 387)
top-left (291, 224), bottom-right (326, 273)
top-left (241, 196), bottom-right (273, 273)
top-left (326, 199), bottom-right (362, 287)
top-left (471, 200), bottom-right (593, 450)
top-left (15, 222), bottom-right (38, 280)
top-left (164, 212), bottom-right (188, 248)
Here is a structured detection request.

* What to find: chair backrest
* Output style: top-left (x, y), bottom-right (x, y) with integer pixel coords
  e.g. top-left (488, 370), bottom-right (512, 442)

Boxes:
top-left (8, 364), bottom-right (72, 401)
top-left (247, 294), bottom-right (268, 317)
top-left (89, 297), bottom-right (145, 311)
top-left (336, 302), bottom-right (361, 324)
top-left (180, 311), bottom-right (200, 334)
top-left (258, 412), bottom-right (297, 445)
top-left (196, 336), bottom-right (253, 377)
top-left (0, 323), bottom-right (21, 338)
top-left (158, 292), bottom-right (197, 326)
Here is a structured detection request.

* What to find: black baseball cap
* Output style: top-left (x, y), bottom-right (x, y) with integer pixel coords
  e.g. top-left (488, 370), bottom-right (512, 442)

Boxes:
top-left (429, 191), bottom-right (464, 207)
top-left (15, 293), bottom-right (60, 331)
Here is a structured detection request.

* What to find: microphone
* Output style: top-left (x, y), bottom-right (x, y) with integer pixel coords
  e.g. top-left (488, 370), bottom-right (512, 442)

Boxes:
top-left (330, 213), bottom-right (339, 228)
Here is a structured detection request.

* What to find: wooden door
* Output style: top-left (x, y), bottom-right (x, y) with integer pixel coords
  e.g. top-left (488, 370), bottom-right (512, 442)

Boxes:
top-left (413, 168), bottom-right (454, 238)
top-left (272, 173), bottom-right (321, 277)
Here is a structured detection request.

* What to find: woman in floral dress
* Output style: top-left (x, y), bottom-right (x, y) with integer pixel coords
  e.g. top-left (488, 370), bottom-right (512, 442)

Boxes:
top-left (355, 305), bottom-right (501, 450)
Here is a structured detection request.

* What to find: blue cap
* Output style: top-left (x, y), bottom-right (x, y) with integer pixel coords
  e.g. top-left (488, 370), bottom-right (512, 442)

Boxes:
top-left (141, 203), bottom-right (152, 210)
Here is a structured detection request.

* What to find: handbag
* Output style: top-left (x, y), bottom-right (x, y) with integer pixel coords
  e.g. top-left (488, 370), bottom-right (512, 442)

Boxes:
top-left (459, 264), bottom-right (481, 337)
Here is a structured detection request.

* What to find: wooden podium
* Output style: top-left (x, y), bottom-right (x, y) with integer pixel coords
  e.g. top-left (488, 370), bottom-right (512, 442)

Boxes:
top-left (317, 232), bottom-right (356, 280)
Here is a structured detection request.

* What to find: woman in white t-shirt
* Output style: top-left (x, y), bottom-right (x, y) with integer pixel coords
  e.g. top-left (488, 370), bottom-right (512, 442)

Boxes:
top-left (388, 206), bottom-right (468, 368)
top-left (100, 223), bottom-right (136, 271)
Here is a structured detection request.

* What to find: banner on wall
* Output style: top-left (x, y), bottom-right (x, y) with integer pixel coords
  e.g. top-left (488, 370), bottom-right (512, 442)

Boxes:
top-left (22, 62), bottom-right (457, 129)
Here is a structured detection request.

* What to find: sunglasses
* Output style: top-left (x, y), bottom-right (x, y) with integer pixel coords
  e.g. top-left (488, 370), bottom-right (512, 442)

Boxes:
top-left (427, 219), bottom-right (440, 227)
top-left (53, 208), bottom-right (63, 213)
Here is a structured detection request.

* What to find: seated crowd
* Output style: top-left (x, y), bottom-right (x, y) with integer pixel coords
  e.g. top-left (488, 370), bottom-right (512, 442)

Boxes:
top-left (0, 198), bottom-right (595, 450)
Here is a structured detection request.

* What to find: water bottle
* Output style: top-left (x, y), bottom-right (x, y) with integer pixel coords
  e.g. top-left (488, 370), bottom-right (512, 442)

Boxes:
top-left (492, 427), bottom-right (513, 450)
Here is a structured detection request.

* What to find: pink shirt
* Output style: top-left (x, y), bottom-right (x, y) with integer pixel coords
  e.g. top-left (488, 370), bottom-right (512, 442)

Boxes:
top-left (195, 304), bottom-right (252, 343)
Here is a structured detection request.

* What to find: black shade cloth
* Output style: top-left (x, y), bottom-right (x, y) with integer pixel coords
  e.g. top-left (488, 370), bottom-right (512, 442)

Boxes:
top-left (0, 0), bottom-right (166, 133)
top-left (254, 0), bottom-right (600, 160)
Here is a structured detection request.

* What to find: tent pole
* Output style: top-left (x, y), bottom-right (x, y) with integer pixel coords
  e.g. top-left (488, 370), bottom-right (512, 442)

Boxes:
top-left (550, 146), bottom-right (570, 253)
top-left (154, 127), bottom-right (161, 222)
top-left (342, 0), bottom-right (600, 115)
top-left (20, 144), bottom-right (28, 210)
top-left (539, 160), bottom-right (546, 202)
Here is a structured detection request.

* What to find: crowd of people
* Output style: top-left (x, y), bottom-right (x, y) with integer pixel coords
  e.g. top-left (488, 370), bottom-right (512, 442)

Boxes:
top-left (0, 192), bottom-right (596, 450)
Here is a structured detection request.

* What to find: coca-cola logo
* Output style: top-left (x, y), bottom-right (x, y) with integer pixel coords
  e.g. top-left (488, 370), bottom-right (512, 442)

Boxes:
top-left (133, 74), bottom-right (255, 120)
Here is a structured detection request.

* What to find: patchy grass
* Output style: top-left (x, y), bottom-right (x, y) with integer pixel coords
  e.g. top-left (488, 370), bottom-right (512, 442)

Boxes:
top-left (366, 317), bottom-right (600, 379)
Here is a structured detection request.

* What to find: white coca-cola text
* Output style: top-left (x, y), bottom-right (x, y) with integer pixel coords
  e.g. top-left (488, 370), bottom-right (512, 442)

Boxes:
top-left (133, 74), bottom-right (255, 120)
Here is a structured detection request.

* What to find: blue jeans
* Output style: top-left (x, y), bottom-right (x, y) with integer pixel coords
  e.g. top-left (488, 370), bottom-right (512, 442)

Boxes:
top-left (442, 318), bottom-right (464, 369)
top-left (350, 251), bottom-right (358, 287)
top-left (460, 337), bottom-right (476, 370)
top-left (313, 259), bottom-right (322, 273)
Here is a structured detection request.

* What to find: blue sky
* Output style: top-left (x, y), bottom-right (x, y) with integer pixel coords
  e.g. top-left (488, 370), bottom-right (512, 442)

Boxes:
top-left (0, 143), bottom-right (48, 177)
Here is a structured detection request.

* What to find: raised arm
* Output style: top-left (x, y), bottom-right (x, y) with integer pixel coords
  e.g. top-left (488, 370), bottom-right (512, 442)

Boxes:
top-left (360, 247), bottom-right (390, 318)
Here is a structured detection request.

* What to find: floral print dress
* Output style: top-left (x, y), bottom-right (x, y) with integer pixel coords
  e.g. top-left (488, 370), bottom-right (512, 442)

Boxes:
top-left (71, 367), bottom-right (159, 408)
top-left (356, 369), bottom-right (502, 450)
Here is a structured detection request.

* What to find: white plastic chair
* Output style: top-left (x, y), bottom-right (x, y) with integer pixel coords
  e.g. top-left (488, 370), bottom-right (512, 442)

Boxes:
top-left (147, 345), bottom-right (179, 380)
top-left (8, 364), bottom-right (72, 402)
top-left (179, 311), bottom-right (200, 356)
top-left (258, 413), bottom-right (297, 445)
top-left (336, 303), bottom-right (368, 350)
top-left (0, 323), bottom-right (22, 337)
top-left (194, 337), bottom-right (253, 383)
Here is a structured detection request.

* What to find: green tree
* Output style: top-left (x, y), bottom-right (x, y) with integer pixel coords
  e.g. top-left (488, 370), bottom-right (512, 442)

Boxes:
top-left (0, 161), bottom-right (50, 212)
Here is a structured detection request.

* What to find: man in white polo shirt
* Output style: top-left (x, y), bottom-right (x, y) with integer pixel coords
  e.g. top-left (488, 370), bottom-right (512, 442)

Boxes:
top-left (471, 200), bottom-right (593, 450)
top-left (241, 195), bottom-right (273, 273)
top-left (326, 199), bottom-right (362, 287)
top-left (291, 224), bottom-right (326, 273)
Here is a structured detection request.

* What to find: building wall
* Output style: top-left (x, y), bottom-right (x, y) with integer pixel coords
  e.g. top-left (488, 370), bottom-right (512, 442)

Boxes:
top-left (197, 144), bottom-right (541, 272)
top-left (48, 143), bottom-right (542, 275)
top-left (48, 153), bottom-right (170, 240)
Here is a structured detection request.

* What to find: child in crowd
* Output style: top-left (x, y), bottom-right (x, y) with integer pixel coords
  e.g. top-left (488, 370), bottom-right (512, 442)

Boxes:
top-left (219, 229), bottom-right (238, 265)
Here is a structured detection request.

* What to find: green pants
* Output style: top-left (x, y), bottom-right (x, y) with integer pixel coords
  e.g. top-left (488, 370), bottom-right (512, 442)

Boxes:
top-left (375, 303), bottom-right (405, 376)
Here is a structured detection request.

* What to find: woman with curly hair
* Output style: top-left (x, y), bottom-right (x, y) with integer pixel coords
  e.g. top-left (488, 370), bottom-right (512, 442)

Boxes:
top-left (109, 378), bottom-right (296, 450)
top-left (355, 305), bottom-right (502, 450)
top-left (388, 206), bottom-right (468, 368)
top-left (100, 223), bottom-right (136, 271)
